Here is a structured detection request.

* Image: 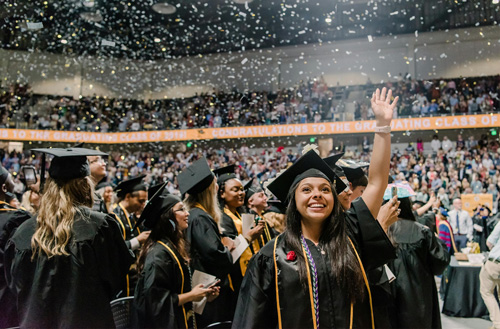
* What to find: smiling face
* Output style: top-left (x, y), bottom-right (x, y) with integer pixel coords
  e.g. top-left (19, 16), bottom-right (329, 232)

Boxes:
top-left (172, 201), bottom-right (189, 231)
top-left (221, 178), bottom-right (245, 209)
top-left (294, 177), bottom-right (334, 224)
top-left (248, 191), bottom-right (268, 210)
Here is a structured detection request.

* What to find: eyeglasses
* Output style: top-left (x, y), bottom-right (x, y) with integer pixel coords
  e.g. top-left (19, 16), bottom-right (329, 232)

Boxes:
top-left (174, 207), bottom-right (188, 213)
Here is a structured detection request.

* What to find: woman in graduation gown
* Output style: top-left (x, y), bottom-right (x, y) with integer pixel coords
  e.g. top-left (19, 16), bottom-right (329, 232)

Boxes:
top-left (179, 158), bottom-right (235, 328)
top-left (386, 192), bottom-right (450, 329)
top-left (216, 167), bottom-right (266, 295)
top-left (233, 88), bottom-right (399, 329)
top-left (134, 184), bottom-right (219, 329)
top-left (4, 148), bottom-right (133, 329)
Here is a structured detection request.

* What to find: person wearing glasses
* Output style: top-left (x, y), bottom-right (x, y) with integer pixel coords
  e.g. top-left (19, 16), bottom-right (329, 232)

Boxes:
top-left (134, 184), bottom-right (220, 328)
top-left (88, 155), bottom-right (110, 213)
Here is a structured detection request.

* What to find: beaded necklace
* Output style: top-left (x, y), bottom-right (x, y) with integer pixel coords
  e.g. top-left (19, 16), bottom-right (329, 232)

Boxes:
top-left (300, 235), bottom-right (320, 329)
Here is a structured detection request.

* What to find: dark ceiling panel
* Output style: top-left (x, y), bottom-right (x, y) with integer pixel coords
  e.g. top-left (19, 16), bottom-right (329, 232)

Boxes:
top-left (0, 0), bottom-right (498, 60)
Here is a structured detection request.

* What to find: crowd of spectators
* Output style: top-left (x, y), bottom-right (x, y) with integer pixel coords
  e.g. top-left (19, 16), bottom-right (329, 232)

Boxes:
top-left (4, 132), bottom-right (500, 221)
top-left (1, 74), bottom-right (499, 132)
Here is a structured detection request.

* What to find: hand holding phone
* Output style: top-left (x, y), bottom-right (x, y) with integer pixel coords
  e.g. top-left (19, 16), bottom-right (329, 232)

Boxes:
top-left (204, 278), bottom-right (220, 288)
top-left (391, 186), bottom-right (398, 199)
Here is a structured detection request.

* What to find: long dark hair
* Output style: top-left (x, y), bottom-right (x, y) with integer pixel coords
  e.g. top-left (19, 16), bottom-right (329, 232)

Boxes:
top-left (283, 179), bottom-right (365, 302)
top-left (137, 205), bottom-right (190, 274)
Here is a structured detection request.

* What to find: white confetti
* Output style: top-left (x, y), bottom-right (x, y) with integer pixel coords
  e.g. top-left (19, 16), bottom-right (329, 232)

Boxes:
top-left (101, 39), bottom-right (116, 47)
top-left (241, 58), bottom-right (248, 65)
top-left (27, 22), bottom-right (43, 30)
top-left (367, 35), bottom-right (373, 42)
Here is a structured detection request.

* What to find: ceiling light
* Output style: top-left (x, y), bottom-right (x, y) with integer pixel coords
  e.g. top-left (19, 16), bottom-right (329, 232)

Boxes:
top-left (82, 1), bottom-right (95, 8)
top-left (80, 11), bottom-right (103, 22)
top-left (152, 3), bottom-right (176, 14)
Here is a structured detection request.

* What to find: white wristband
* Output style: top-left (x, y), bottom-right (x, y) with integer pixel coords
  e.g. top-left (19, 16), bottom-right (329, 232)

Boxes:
top-left (374, 125), bottom-right (391, 133)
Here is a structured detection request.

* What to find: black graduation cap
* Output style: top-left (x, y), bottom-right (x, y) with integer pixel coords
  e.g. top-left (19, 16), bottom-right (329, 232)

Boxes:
top-left (213, 164), bottom-right (237, 185)
top-left (244, 178), bottom-right (261, 204)
top-left (95, 181), bottom-right (115, 191)
top-left (136, 182), bottom-right (183, 229)
top-left (114, 175), bottom-right (147, 198)
top-left (0, 165), bottom-right (10, 185)
top-left (336, 159), bottom-right (369, 183)
top-left (266, 199), bottom-right (286, 215)
top-left (148, 182), bottom-right (166, 199)
top-left (178, 157), bottom-right (215, 195)
top-left (31, 148), bottom-right (108, 181)
top-left (323, 153), bottom-right (352, 195)
top-left (267, 150), bottom-right (347, 203)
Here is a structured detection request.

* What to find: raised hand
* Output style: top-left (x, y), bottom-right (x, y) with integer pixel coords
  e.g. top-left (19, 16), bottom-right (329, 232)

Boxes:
top-left (371, 87), bottom-right (399, 127)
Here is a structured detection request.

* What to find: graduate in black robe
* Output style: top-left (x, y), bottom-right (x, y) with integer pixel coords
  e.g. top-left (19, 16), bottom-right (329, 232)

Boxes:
top-left (133, 184), bottom-right (219, 328)
top-left (112, 176), bottom-right (149, 297)
top-left (386, 196), bottom-right (450, 329)
top-left (234, 87), bottom-right (399, 329)
top-left (234, 150), bottom-right (396, 329)
top-left (216, 166), bottom-right (267, 297)
top-left (179, 158), bottom-right (234, 328)
top-left (4, 147), bottom-right (133, 329)
top-left (0, 166), bottom-right (32, 328)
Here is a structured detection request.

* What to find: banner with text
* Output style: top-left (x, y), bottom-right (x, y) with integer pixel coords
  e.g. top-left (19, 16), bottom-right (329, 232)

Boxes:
top-left (2, 114), bottom-right (499, 144)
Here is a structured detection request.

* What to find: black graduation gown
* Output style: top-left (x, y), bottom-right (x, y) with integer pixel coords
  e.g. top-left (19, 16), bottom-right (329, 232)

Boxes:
top-left (186, 207), bottom-right (233, 328)
top-left (0, 202), bottom-right (32, 328)
top-left (220, 212), bottom-right (245, 298)
top-left (133, 239), bottom-right (194, 329)
top-left (387, 219), bottom-right (450, 329)
top-left (4, 208), bottom-right (133, 329)
top-left (92, 192), bottom-right (109, 214)
top-left (112, 204), bottom-right (142, 297)
top-left (233, 198), bottom-right (396, 329)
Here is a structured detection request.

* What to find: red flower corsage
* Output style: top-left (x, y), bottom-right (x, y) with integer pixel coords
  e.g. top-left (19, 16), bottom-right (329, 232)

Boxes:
top-left (286, 251), bottom-right (297, 261)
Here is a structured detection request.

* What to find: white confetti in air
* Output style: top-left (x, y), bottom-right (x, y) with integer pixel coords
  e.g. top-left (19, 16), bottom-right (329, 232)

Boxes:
top-left (241, 58), bottom-right (248, 65)
top-left (409, 16), bottom-right (415, 21)
top-left (440, 53), bottom-right (447, 58)
top-left (389, 11), bottom-right (399, 16)
top-left (101, 39), bottom-right (116, 47)
top-left (367, 35), bottom-right (373, 42)
top-left (27, 22), bottom-right (43, 30)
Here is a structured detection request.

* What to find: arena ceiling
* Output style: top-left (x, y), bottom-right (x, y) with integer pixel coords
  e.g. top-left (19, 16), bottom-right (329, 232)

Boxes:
top-left (1, 0), bottom-right (499, 60)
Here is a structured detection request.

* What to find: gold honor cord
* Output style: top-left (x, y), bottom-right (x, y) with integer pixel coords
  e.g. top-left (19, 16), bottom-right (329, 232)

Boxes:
top-left (300, 244), bottom-right (318, 329)
top-left (195, 204), bottom-right (234, 291)
top-left (111, 212), bottom-right (126, 240)
top-left (348, 238), bottom-right (375, 329)
top-left (273, 237), bottom-right (283, 329)
top-left (118, 202), bottom-right (141, 234)
top-left (158, 241), bottom-right (189, 329)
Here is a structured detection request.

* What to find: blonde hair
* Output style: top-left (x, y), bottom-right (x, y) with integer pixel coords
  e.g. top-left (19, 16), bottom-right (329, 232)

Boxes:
top-left (31, 176), bottom-right (94, 259)
top-left (20, 190), bottom-right (37, 214)
top-left (184, 179), bottom-right (221, 224)
top-left (263, 212), bottom-right (286, 233)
